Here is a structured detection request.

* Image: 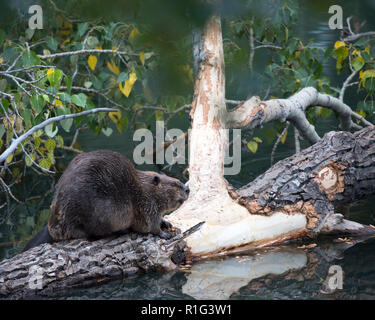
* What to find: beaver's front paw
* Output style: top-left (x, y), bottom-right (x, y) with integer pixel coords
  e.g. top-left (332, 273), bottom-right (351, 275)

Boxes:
top-left (159, 230), bottom-right (173, 240)
top-left (160, 218), bottom-right (173, 230)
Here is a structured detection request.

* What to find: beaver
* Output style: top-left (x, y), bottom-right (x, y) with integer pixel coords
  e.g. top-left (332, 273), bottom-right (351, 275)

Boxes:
top-left (24, 150), bottom-right (189, 251)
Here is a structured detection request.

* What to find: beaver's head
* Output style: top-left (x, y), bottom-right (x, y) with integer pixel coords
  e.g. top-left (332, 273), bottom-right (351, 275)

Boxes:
top-left (138, 171), bottom-right (189, 215)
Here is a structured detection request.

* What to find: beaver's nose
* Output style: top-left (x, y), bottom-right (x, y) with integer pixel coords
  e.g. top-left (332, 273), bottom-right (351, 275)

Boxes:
top-left (184, 183), bottom-right (190, 195)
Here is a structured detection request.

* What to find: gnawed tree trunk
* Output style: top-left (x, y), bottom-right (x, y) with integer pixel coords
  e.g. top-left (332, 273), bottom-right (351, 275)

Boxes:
top-left (165, 14), bottom-right (375, 259)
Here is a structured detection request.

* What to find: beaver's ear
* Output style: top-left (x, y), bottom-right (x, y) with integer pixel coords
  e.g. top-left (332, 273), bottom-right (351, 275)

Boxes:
top-left (153, 175), bottom-right (160, 186)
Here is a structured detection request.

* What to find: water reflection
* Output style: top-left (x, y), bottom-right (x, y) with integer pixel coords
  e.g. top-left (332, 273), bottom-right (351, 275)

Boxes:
top-left (50, 235), bottom-right (375, 300)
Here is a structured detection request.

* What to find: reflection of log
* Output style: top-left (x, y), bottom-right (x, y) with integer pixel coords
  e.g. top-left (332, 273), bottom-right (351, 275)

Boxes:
top-left (181, 236), bottom-right (373, 300)
top-left (0, 223), bottom-right (204, 299)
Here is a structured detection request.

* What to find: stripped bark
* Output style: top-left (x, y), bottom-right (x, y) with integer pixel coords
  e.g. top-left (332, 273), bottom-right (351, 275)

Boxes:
top-left (234, 125), bottom-right (375, 235)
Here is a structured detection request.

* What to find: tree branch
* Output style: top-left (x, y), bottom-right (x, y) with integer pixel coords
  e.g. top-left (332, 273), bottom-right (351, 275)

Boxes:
top-left (0, 108), bottom-right (116, 163)
top-left (226, 87), bottom-right (373, 144)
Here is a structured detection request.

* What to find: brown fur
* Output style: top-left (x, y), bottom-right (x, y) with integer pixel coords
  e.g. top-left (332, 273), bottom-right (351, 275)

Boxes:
top-left (48, 150), bottom-right (189, 241)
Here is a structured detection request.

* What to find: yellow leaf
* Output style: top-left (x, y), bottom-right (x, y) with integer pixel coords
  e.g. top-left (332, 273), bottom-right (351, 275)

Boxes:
top-left (140, 51), bottom-right (145, 66)
top-left (356, 109), bottom-right (366, 118)
top-left (119, 72), bottom-right (137, 97)
top-left (247, 141), bottom-right (258, 154)
top-left (6, 153), bottom-right (13, 164)
top-left (119, 81), bottom-right (132, 97)
top-left (130, 27), bottom-right (139, 39)
top-left (0, 57), bottom-right (3, 63)
top-left (109, 109), bottom-right (122, 133)
top-left (360, 69), bottom-right (375, 85)
top-left (112, 46), bottom-right (117, 56)
top-left (54, 99), bottom-right (63, 107)
top-left (128, 72), bottom-right (137, 85)
top-left (47, 68), bottom-right (55, 76)
top-left (109, 109), bottom-right (121, 123)
top-left (352, 49), bottom-right (361, 56)
top-left (334, 41), bottom-right (345, 49)
top-left (360, 69), bottom-right (375, 79)
top-left (43, 49), bottom-right (51, 56)
top-left (365, 45), bottom-right (371, 54)
top-left (88, 55), bottom-right (97, 71)
top-left (277, 129), bottom-right (288, 144)
top-left (107, 60), bottom-right (120, 75)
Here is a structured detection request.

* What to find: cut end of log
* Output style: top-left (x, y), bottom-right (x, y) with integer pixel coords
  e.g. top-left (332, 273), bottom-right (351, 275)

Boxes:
top-left (321, 214), bottom-right (375, 236)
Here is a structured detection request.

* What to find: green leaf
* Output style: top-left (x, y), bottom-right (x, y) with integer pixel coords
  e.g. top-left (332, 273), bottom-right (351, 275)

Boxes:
top-left (352, 56), bottom-right (365, 71)
top-left (78, 23), bottom-right (89, 37)
top-left (45, 139), bottom-right (56, 152)
top-left (55, 135), bottom-right (64, 147)
top-left (46, 37), bottom-right (58, 51)
top-left (0, 99), bottom-right (9, 113)
top-left (39, 158), bottom-right (51, 170)
top-left (364, 77), bottom-right (375, 92)
top-left (65, 76), bottom-right (72, 94)
top-left (86, 36), bottom-right (99, 49)
top-left (20, 109), bottom-right (32, 126)
top-left (30, 95), bottom-right (45, 114)
top-left (59, 92), bottom-right (71, 104)
top-left (56, 107), bottom-right (73, 132)
top-left (61, 118), bottom-right (73, 132)
top-left (47, 68), bottom-right (63, 87)
top-left (0, 79), bottom-right (7, 91)
top-left (247, 141), bottom-right (258, 153)
top-left (0, 124), bottom-right (5, 139)
top-left (45, 123), bottom-right (58, 138)
top-left (25, 153), bottom-right (36, 167)
top-left (71, 93), bottom-right (87, 107)
top-left (22, 51), bottom-right (41, 67)
top-left (117, 72), bottom-right (129, 83)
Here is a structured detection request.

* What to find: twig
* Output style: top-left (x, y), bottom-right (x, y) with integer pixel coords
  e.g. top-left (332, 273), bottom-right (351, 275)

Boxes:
top-left (270, 121), bottom-right (290, 166)
top-left (294, 126), bottom-right (301, 154)
top-left (339, 70), bottom-right (358, 102)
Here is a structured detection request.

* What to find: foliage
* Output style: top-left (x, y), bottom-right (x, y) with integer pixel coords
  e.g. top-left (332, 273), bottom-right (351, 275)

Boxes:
top-left (1, 0), bottom-right (375, 247)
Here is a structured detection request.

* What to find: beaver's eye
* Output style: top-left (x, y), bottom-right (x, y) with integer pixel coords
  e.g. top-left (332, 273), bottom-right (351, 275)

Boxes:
top-left (153, 176), bottom-right (160, 186)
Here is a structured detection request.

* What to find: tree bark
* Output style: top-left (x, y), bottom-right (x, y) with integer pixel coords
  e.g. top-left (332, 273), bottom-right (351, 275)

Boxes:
top-left (234, 125), bottom-right (375, 235)
top-left (0, 224), bottom-right (204, 299)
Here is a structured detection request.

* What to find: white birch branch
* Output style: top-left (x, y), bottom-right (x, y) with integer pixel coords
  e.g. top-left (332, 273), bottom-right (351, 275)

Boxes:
top-left (0, 108), bottom-right (116, 163)
top-left (226, 87), bottom-right (373, 144)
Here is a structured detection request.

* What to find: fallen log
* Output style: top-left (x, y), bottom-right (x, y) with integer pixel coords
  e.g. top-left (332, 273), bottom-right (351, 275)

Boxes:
top-left (167, 126), bottom-right (375, 258)
top-left (0, 222), bottom-right (204, 299)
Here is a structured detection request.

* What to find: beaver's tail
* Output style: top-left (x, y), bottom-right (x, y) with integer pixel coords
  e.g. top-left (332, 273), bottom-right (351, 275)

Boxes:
top-left (23, 225), bottom-right (54, 252)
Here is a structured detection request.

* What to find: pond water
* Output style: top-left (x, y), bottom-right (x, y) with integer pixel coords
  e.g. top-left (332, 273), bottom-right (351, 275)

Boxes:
top-left (1, 1), bottom-right (375, 300)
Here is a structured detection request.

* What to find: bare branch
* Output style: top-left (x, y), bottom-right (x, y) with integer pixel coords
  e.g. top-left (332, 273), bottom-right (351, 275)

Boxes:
top-left (0, 108), bottom-right (116, 163)
top-left (227, 87), bottom-right (373, 145)
top-left (38, 49), bottom-right (141, 60)
top-left (343, 31), bottom-right (375, 42)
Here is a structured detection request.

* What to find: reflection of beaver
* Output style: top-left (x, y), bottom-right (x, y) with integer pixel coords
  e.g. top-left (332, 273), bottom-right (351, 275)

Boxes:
top-left (24, 150), bottom-right (189, 251)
